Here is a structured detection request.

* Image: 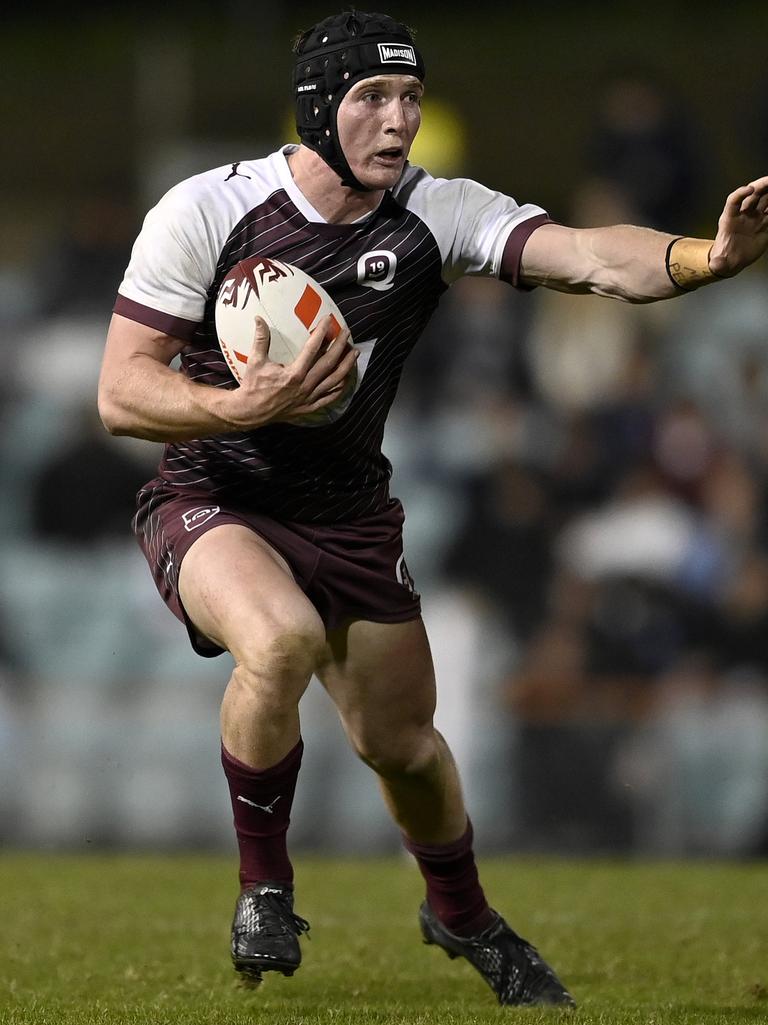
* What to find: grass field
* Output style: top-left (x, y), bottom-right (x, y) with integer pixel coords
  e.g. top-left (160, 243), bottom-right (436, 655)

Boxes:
top-left (1, 854), bottom-right (767, 1025)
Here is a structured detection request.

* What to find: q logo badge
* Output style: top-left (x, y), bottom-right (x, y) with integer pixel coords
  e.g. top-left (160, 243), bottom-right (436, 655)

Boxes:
top-left (357, 250), bottom-right (397, 291)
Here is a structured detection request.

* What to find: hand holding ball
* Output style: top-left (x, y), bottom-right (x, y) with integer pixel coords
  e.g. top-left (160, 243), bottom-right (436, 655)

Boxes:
top-left (215, 257), bottom-right (358, 425)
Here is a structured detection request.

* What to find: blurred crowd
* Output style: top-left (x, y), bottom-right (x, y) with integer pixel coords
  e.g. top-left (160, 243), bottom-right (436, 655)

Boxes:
top-left (1, 73), bottom-right (768, 858)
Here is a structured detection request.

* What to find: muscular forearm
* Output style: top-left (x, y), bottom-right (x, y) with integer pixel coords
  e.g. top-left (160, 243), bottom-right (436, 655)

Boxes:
top-left (572, 225), bottom-right (688, 303)
top-left (522, 223), bottom-right (694, 304)
top-left (522, 177), bottom-right (768, 303)
top-left (99, 352), bottom-right (241, 441)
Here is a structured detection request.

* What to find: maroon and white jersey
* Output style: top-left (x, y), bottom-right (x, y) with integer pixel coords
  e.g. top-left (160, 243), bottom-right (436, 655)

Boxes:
top-left (115, 145), bottom-right (549, 523)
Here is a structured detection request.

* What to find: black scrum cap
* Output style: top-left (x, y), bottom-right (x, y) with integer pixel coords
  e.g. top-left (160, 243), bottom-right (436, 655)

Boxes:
top-left (293, 11), bottom-right (426, 191)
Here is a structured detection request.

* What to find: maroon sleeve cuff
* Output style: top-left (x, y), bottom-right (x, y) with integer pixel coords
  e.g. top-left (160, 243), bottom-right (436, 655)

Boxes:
top-left (499, 213), bottom-right (552, 290)
top-left (113, 294), bottom-right (201, 342)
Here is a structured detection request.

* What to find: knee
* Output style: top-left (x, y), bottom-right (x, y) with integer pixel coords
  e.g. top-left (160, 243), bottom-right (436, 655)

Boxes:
top-left (353, 724), bottom-right (439, 780)
top-left (233, 616), bottom-right (326, 694)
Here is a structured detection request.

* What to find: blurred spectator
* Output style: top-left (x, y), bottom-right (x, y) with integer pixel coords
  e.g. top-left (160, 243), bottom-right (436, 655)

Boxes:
top-left (659, 267), bottom-right (768, 458)
top-left (444, 461), bottom-right (555, 641)
top-left (651, 398), bottom-right (719, 507)
top-left (525, 179), bottom-right (670, 416)
top-left (616, 658), bottom-right (768, 856)
top-left (546, 411), bottom-right (616, 521)
top-left (715, 553), bottom-right (768, 676)
top-left (38, 190), bottom-right (138, 318)
top-left (401, 275), bottom-right (533, 414)
top-left (558, 465), bottom-right (705, 589)
top-left (586, 71), bottom-right (704, 231)
top-left (506, 618), bottom-right (636, 852)
top-left (28, 404), bottom-right (153, 545)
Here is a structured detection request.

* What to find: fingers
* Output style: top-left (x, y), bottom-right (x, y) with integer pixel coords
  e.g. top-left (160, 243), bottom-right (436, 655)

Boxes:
top-left (301, 328), bottom-right (356, 392)
top-left (302, 344), bottom-right (359, 405)
top-left (752, 177), bottom-right (768, 217)
top-left (291, 315), bottom-right (342, 376)
top-left (287, 372), bottom-right (354, 419)
top-left (287, 331), bottom-right (359, 416)
top-left (248, 316), bottom-right (271, 364)
top-left (725, 184), bottom-right (755, 215)
top-left (238, 313), bottom-right (357, 423)
top-left (728, 176), bottom-right (768, 215)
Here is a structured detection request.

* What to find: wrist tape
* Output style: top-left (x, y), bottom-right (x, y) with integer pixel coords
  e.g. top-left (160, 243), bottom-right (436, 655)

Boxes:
top-left (665, 237), bottom-right (722, 292)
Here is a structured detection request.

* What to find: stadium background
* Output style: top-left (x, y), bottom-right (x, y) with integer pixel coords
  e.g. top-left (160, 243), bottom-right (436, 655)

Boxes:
top-left (1, 1), bottom-right (767, 861)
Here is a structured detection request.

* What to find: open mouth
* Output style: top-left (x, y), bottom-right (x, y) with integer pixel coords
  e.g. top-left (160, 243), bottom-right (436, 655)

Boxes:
top-left (375, 146), bottom-right (404, 162)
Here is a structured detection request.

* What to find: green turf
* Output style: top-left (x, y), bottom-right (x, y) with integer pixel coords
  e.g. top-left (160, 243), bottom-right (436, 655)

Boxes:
top-left (1, 854), bottom-right (767, 1024)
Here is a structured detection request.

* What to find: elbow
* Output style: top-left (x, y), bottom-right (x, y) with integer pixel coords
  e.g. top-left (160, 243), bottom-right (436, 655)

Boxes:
top-left (97, 388), bottom-right (131, 436)
top-left (98, 408), bottom-right (127, 437)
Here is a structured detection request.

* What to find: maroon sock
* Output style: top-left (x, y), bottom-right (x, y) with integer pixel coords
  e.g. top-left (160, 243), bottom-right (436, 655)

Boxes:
top-left (403, 820), bottom-right (495, 937)
top-left (221, 739), bottom-right (303, 889)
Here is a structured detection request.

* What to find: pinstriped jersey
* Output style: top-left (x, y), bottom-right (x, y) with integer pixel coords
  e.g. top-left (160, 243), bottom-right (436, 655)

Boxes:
top-left (115, 145), bottom-right (548, 523)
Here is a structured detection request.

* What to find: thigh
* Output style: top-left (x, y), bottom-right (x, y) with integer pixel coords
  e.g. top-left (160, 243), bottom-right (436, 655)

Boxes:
top-left (178, 523), bottom-right (325, 664)
top-left (318, 617), bottom-right (437, 741)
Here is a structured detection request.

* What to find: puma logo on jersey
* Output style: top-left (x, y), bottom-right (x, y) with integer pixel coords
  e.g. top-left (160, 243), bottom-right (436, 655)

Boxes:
top-left (357, 250), bottom-right (397, 291)
top-left (225, 161), bottom-right (251, 181)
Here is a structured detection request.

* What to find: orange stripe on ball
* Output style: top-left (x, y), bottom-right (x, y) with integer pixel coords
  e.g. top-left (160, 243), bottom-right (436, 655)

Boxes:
top-left (294, 285), bottom-right (322, 329)
top-left (327, 314), bottom-right (341, 340)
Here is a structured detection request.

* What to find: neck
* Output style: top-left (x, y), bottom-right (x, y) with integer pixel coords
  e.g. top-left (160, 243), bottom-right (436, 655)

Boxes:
top-left (287, 145), bottom-right (385, 224)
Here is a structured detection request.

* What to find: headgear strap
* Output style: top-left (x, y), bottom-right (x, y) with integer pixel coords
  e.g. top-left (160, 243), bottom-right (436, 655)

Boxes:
top-left (293, 12), bottom-right (426, 192)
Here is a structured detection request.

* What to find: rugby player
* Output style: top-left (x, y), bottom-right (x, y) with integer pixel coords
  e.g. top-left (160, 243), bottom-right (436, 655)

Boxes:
top-left (98, 10), bottom-right (768, 1008)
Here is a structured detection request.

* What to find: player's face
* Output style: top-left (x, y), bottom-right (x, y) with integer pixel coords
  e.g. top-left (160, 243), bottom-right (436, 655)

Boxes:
top-left (336, 74), bottom-right (423, 190)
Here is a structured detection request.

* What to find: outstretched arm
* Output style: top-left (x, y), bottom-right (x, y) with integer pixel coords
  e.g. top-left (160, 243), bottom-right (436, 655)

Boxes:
top-left (519, 176), bottom-right (768, 303)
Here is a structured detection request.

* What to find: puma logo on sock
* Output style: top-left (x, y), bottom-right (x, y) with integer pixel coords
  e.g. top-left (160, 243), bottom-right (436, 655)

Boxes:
top-left (236, 795), bottom-right (282, 814)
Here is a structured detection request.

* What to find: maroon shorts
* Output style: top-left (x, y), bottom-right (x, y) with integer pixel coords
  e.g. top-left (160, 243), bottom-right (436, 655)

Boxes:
top-left (133, 485), bottom-right (421, 657)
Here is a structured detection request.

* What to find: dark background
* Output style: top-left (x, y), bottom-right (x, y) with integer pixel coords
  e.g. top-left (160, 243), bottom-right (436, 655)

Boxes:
top-left (3, 1), bottom-right (766, 264)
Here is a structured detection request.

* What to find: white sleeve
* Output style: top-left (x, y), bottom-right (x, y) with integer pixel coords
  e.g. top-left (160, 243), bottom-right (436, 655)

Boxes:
top-left (394, 168), bottom-right (549, 284)
top-left (117, 181), bottom-right (219, 325)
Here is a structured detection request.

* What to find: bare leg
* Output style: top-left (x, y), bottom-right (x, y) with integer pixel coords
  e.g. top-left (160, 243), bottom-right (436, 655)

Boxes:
top-left (319, 617), bottom-right (467, 844)
top-left (179, 523), bottom-right (325, 767)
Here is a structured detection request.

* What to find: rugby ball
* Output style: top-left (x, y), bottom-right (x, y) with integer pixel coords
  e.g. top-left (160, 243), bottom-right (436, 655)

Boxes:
top-left (215, 256), bottom-right (357, 425)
